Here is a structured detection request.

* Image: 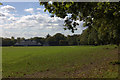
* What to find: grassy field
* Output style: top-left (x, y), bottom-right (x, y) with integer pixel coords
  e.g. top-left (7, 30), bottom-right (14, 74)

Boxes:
top-left (2, 45), bottom-right (118, 78)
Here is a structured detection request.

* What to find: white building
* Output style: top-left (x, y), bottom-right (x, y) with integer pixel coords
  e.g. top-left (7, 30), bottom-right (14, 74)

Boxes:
top-left (15, 40), bottom-right (42, 46)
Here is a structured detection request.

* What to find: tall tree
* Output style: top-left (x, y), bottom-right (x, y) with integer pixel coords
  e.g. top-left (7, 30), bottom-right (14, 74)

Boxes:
top-left (46, 36), bottom-right (56, 46)
top-left (46, 34), bottom-right (51, 38)
top-left (11, 36), bottom-right (16, 45)
top-left (17, 37), bottom-right (21, 43)
top-left (40, 2), bottom-right (120, 46)
top-left (67, 35), bottom-right (79, 46)
top-left (53, 33), bottom-right (66, 46)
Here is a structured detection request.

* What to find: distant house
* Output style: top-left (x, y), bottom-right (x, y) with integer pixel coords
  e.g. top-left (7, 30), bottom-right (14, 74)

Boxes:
top-left (15, 40), bottom-right (42, 46)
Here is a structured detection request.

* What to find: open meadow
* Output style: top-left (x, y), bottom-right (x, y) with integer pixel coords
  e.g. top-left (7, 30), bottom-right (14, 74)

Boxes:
top-left (2, 45), bottom-right (118, 78)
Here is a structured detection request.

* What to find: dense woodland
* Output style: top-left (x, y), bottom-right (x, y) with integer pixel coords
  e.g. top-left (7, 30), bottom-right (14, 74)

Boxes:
top-left (1, 28), bottom-right (116, 46)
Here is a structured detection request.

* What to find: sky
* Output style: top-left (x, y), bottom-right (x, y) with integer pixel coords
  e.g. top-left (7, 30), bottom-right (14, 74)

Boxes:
top-left (0, 2), bottom-right (86, 38)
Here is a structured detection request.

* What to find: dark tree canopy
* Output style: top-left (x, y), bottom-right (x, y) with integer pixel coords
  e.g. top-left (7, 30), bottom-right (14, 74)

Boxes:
top-left (40, 2), bottom-right (120, 45)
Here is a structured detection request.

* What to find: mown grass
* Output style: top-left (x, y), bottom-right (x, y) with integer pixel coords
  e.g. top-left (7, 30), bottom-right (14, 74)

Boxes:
top-left (2, 45), bottom-right (118, 78)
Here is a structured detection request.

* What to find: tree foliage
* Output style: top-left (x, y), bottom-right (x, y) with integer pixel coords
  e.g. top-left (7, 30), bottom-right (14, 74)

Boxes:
top-left (0, 2), bottom-right (2, 5)
top-left (40, 2), bottom-right (120, 45)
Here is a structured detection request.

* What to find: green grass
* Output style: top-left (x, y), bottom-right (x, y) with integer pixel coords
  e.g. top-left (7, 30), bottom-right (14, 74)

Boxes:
top-left (2, 45), bottom-right (118, 78)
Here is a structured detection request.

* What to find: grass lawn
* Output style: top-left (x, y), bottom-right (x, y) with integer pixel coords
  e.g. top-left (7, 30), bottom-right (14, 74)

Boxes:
top-left (2, 45), bottom-right (118, 78)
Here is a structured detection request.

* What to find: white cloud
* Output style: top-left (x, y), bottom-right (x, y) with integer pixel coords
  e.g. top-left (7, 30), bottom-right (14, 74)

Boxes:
top-left (8, 17), bottom-right (18, 21)
top-left (48, 1), bottom-right (53, 4)
top-left (24, 8), bottom-right (34, 14)
top-left (0, 5), bottom-right (15, 12)
top-left (37, 8), bottom-right (43, 11)
top-left (0, 5), bottom-right (16, 25)
top-left (1, 5), bottom-right (84, 38)
top-left (36, 8), bottom-right (45, 12)
top-left (0, 13), bottom-right (5, 16)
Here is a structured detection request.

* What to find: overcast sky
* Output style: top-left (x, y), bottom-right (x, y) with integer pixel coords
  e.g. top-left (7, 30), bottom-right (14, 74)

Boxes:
top-left (0, 2), bottom-right (86, 38)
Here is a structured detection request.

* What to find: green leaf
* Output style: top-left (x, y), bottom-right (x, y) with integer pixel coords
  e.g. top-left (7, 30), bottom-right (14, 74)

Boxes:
top-left (113, 12), bottom-right (117, 16)
top-left (44, 9), bottom-right (47, 12)
top-left (0, 3), bottom-right (3, 5)
top-left (65, 4), bottom-right (70, 8)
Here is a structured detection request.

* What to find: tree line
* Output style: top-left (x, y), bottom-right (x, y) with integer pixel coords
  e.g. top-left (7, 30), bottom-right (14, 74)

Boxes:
top-left (1, 28), bottom-right (117, 46)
